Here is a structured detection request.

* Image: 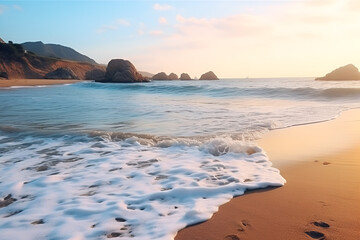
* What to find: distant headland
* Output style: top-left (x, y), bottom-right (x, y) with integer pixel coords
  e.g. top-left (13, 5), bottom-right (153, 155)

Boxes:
top-left (0, 40), bottom-right (105, 80)
top-left (4, 37), bottom-right (359, 83)
top-left (0, 38), bottom-right (219, 83)
top-left (316, 64), bottom-right (360, 81)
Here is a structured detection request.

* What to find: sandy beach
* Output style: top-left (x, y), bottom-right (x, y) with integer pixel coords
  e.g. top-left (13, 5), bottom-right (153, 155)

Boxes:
top-left (0, 79), bottom-right (85, 88)
top-left (175, 110), bottom-right (360, 240)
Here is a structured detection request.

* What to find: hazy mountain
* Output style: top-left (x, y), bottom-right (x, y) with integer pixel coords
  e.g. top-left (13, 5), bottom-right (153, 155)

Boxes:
top-left (21, 41), bottom-right (97, 64)
top-left (0, 41), bottom-right (104, 79)
top-left (139, 71), bottom-right (154, 78)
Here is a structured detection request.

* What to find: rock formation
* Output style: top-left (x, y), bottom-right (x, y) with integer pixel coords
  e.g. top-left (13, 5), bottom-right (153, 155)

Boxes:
top-left (0, 41), bottom-right (105, 79)
top-left (99, 59), bottom-right (145, 83)
top-left (44, 67), bottom-right (79, 79)
top-left (151, 72), bottom-right (168, 80)
top-left (316, 64), bottom-right (360, 80)
top-left (199, 71), bottom-right (219, 80)
top-left (0, 38), bottom-right (5, 44)
top-left (0, 71), bottom-right (8, 79)
top-left (85, 69), bottom-right (106, 81)
top-left (179, 73), bottom-right (192, 80)
top-left (22, 41), bottom-right (97, 64)
top-left (168, 73), bottom-right (179, 80)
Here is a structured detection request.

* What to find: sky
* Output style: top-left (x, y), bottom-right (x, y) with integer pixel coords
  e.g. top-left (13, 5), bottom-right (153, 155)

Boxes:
top-left (0, 0), bottom-right (360, 78)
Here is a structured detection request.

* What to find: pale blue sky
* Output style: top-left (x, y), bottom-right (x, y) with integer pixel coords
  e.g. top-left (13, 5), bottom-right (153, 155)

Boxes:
top-left (1, 0), bottom-right (359, 77)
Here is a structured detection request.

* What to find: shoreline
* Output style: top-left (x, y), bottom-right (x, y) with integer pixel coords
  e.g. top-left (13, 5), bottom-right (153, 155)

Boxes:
top-left (175, 109), bottom-right (360, 240)
top-left (0, 79), bottom-right (86, 88)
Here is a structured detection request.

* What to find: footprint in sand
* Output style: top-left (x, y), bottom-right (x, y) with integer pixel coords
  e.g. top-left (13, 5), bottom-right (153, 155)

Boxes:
top-left (237, 220), bottom-right (250, 232)
top-left (224, 234), bottom-right (240, 240)
top-left (305, 231), bottom-right (325, 239)
top-left (313, 221), bottom-right (330, 228)
top-left (305, 221), bottom-right (329, 239)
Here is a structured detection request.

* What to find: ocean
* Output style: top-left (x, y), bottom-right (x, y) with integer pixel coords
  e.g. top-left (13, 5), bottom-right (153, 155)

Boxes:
top-left (1, 78), bottom-right (360, 239)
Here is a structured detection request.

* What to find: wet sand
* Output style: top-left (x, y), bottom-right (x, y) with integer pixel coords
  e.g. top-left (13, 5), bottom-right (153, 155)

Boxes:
top-left (175, 110), bottom-right (360, 240)
top-left (0, 79), bottom-right (85, 88)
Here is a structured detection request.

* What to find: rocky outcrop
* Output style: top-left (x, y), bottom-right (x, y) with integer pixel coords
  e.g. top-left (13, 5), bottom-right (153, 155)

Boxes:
top-left (0, 38), bottom-right (5, 44)
top-left (152, 72), bottom-right (169, 80)
top-left (0, 72), bottom-right (8, 79)
top-left (168, 73), bottom-right (179, 80)
top-left (44, 67), bottom-right (79, 79)
top-left (99, 59), bottom-right (145, 83)
top-left (0, 41), bottom-right (105, 79)
top-left (179, 73), bottom-right (192, 80)
top-left (316, 64), bottom-right (360, 80)
top-left (22, 41), bottom-right (97, 64)
top-left (199, 71), bottom-right (219, 80)
top-left (85, 69), bottom-right (106, 81)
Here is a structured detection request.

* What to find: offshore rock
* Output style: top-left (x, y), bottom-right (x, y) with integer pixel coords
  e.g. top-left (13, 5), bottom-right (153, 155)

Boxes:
top-left (199, 71), bottom-right (219, 80)
top-left (152, 72), bottom-right (169, 80)
top-left (316, 64), bottom-right (360, 80)
top-left (101, 59), bottom-right (145, 83)
top-left (168, 73), bottom-right (179, 80)
top-left (179, 73), bottom-right (192, 80)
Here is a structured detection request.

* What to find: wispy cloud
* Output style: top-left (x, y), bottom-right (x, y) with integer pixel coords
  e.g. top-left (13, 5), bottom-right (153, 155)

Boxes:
top-left (149, 30), bottom-right (164, 36)
top-left (116, 19), bottom-right (130, 26)
top-left (135, 0), bottom-right (360, 77)
top-left (0, 4), bottom-right (22, 14)
top-left (153, 3), bottom-right (173, 11)
top-left (13, 5), bottom-right (22, 11)
top-left (97, 18), bottom-right (131, 34)
top-left (0, 5), bottom-right (6, 14)
top-left (348, 0), bottom-right (360, 11)
top-left (159, 17), bottom-right (168, 25)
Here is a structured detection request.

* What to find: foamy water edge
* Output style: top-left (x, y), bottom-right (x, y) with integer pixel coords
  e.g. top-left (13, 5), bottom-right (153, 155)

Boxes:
top-left (0, 134), bottom-right (285, 240)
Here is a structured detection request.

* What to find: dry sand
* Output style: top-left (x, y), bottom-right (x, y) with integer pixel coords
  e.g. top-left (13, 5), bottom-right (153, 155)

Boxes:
top-left (0, 79), bottom-right (85, 88)
top-left (175, 110), bottom-right (360, 240)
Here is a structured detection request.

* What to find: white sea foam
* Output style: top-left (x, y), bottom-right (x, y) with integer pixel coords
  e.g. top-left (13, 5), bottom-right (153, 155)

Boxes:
top-left (3, 78), bottom-right (357, 239)
top-left (0, 134), bottom-right (285, 240)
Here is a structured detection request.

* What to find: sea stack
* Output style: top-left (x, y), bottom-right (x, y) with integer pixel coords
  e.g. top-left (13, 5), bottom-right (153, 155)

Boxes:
top-left (180, 73), bottom-right (192, 80)
top-left (199, 71), bottom-right (219, 80)
top-left (168, 73), bottom-right (179, 80)
top-left (44, 67), bottom-right (79, 79)
top-left (152, 72), bottom-right (169, 80)
top-left (316, 64), bottom-right (360, 80)
top-left (99, 59), bottom-right (145, 83)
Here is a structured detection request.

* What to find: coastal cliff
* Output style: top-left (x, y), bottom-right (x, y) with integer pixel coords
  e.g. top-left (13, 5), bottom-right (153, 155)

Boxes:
top-left (21, 41), bottom-right (97, 65)
top-left (0, 41), bottom-right (105, 80)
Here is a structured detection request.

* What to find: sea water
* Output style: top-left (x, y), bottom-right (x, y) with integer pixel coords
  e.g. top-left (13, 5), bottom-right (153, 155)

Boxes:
top-left (1, 78), bottom-right (360, 239)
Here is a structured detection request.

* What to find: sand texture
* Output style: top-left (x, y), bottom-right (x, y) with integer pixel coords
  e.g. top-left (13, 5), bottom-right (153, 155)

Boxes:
top-left (0, 79), bottom-right (85, 88)
top-left (175, 110), bottom-right (360, 240)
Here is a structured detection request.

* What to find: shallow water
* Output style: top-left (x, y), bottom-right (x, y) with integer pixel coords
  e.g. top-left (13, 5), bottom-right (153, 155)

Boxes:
top-left (1, 78), bottom-right (360, 239)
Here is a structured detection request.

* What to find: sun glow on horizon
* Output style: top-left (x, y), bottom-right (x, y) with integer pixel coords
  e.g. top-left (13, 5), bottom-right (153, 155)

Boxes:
top-left (0, 0), bottom-right (359, 78)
